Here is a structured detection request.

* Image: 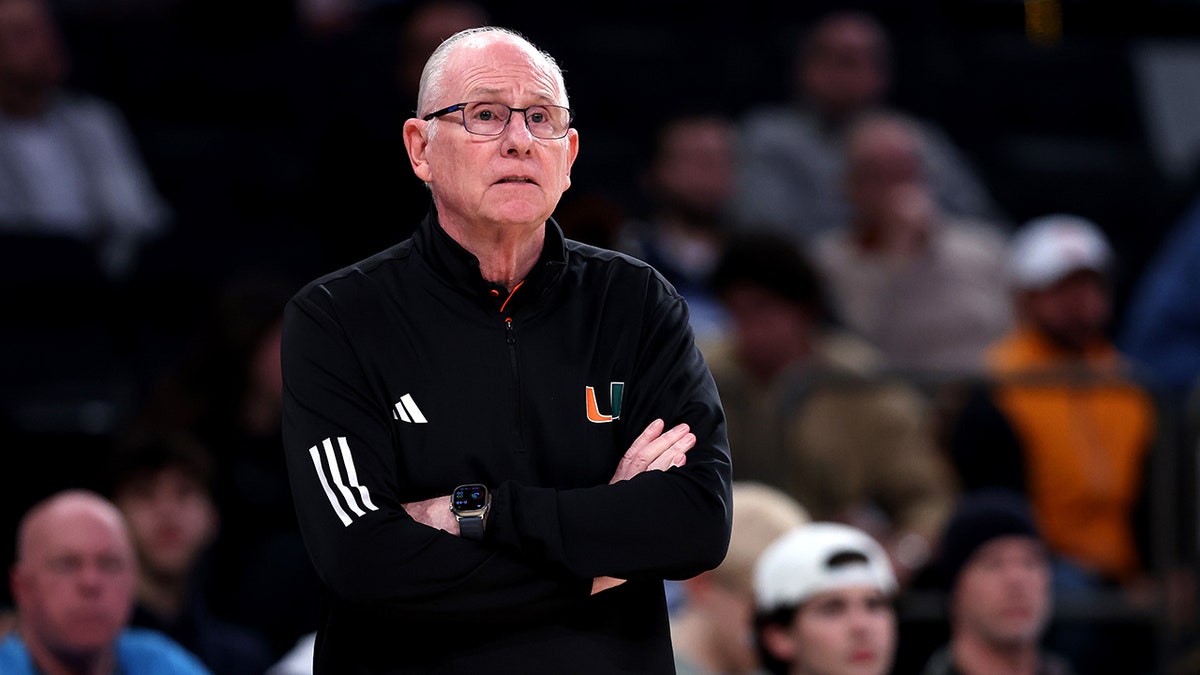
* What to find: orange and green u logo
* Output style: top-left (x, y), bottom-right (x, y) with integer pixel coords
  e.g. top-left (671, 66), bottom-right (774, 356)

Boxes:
top-left (585, 382), bottom-right (624, 423)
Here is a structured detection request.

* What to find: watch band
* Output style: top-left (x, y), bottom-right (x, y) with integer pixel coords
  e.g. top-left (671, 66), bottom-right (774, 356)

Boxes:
top-left (458, 514), bottom-right (485, 540)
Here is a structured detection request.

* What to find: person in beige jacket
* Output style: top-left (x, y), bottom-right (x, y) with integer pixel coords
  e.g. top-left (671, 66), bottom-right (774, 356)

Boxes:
top-left (707, 231), bottom-right (958, 585)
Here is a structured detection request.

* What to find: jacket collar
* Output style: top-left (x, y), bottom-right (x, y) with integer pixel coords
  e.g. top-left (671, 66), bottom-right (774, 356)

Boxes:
top-left (413, 205), bottom-right (567, 312)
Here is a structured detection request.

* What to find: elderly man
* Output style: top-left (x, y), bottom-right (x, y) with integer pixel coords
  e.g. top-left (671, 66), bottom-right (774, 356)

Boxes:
top-left (281, 26), bottom-right (733, 674)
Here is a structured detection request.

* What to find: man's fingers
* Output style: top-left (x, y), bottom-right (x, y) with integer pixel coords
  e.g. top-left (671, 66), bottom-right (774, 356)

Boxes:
top-left (611, 421), bottom-right (693, 483)
top-left (647, 433), bottom-right (695, 472)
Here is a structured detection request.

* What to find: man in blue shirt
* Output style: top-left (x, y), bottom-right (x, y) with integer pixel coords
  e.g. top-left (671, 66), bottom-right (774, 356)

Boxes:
top-left (0, 488), bottom-right (210, 674)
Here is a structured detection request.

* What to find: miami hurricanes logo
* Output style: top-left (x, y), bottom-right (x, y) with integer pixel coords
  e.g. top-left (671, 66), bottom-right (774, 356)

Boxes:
top-left (585, 382), bottom-right (624, 423)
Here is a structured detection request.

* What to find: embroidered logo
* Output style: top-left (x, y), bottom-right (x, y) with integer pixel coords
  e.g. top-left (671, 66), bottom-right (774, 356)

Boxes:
top-left (392, 394), bottom-right (427, 424)
top-left (585, 382), bottom-right (624, 423)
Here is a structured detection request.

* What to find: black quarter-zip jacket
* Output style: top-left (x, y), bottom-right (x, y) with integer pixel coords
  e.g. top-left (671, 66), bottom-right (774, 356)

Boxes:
top-left (281, 210), bottom-right (733, 674)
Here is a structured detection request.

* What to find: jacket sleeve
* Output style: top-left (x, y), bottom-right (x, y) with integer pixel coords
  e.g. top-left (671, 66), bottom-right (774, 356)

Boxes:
top-left (486, 282), bottom-right (734, 581)
top-left (281, 289), bottom-right (589, 623)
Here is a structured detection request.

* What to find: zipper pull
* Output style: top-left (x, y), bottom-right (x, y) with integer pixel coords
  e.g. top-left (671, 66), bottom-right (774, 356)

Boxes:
top-left (505, 317), bottom-right (515, 344)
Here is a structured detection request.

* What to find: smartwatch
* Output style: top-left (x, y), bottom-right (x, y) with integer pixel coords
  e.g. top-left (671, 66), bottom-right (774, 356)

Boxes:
top-left (450, 484), bottom-right (490, 540)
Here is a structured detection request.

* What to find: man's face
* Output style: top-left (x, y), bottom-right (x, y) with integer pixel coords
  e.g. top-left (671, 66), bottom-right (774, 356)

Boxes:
top-left (952, 537), bottom-right (1052, 648)
top-left (0, 0), bottom-right (67, 92)
top-left (1020, 269), bottom-right (1111, 352)
top-left (115, 468), bottom-right (218, 580)
top-left (13, 504), bottom-right (136, 658)
top-left (650, 117), bottom-right (734, 222)
top-left (403, 37), bottom-right (579, 235)
top-left (799, 16), bottom-right (889, 119)
top-left (721, 283), bottom-right (812, 382)
top-left (777, 586), bottom-right (897, 675)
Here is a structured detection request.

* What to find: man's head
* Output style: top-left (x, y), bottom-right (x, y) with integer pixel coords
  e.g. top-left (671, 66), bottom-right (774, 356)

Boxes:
top-left (711, 231), bottom-right (828, 382)
top-left (934, 489), bottom-right (1051, 652)
top-left (10, 489), bottom-right (137, 665)
top-left (843, 112), bottom-right (934, 243)
top-left (0, 0), bottom-right (68, 115)
top-left (403, 27), bottom-right (579, 237)
top-left (795, 11), bottom-right (890, 121)
top-left (1009, 214), bottom-right (1114, 352)
top-left (108, 435), bottom-right (219, 584)
top-left (753, 522), bottom-right (898, 675)
top-left (677, 482), bottom-right (810, 674)
top-left (644, 112), bottom-right (735, 230)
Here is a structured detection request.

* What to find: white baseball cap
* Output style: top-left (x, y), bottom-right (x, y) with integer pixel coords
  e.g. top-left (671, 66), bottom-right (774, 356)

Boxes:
top-left (1008, 214), bottom-right (1114, 290)
top-left (753, 522), bottom-right (898, 612)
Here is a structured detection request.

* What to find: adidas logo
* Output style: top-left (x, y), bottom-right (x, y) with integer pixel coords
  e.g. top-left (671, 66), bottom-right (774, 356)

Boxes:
top-left (392, 394), bottom-right (427, 423)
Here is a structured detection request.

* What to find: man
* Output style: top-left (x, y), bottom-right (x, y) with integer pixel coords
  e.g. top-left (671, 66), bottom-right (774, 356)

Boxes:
top-left (707, 230), bottom-right (957, 586)
top-left (947, 214), bottom-right (1155, 589)
top-left (616, 111), bottom-right (738, 348)
top-left (0, 489), bottom-right (211, 674)
top-left (281, 26), bottom-right (733, 673)
top-left (732, 10), bottom-right (1000, 245)
top-left (920, 489), bottom-right (1074, 675)
top-left (810, 111), bottom-right (1012, 374)
top-left (0, 0), bottom-right (169, 279)
top-left (670, 482), bottom-right (810, 675)
top-left (108, 436), bottom-right (275, 675)
top-left (752, 522), bottom-right (898, 675)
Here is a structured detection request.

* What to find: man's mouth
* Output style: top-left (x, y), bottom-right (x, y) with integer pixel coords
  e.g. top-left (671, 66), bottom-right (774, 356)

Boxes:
top-left (496, 177), bottom-right (536, 184)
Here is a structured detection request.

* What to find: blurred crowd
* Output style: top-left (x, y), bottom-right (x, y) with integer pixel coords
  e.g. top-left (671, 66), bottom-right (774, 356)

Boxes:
top-left (2, 0), bottom-right (1200, 674)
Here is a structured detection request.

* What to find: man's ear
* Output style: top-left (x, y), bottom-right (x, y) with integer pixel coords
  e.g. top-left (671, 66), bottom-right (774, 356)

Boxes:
top-left (403, 118), bottom-right (433, 183)
top-left (562, 128), bottom-right (580, 192)
top-left (761, 623), bottom-right (797, 664)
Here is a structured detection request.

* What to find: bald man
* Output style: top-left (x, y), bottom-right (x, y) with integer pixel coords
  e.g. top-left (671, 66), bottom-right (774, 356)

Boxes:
top-left (1, 489), bottom-right (210, 674)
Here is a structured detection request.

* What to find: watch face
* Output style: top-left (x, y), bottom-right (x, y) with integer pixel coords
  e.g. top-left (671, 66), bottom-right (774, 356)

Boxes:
top-left (452, 485), bottom-right (488, 512)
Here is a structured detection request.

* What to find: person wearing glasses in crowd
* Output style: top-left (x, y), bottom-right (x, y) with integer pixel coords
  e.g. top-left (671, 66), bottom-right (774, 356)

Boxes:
top-left (280, 26), bottom-right (733, 674)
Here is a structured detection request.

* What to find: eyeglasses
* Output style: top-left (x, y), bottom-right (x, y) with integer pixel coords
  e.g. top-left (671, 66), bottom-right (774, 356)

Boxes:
top-left (422, 101), bottom-right (574, 140)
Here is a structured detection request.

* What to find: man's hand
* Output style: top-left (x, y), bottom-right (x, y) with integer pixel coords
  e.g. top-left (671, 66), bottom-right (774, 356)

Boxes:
top-left (403, 495), bottom-right (459, 534)
top-left (591, 576), bottom-right (626, 595)
top-left (609, 418), bottom-right (695, 484)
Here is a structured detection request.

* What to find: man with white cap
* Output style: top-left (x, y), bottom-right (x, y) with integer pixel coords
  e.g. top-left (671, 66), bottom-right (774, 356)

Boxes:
top-left (945, 214), bottom-right (1158, 656)
top-left (752, 522), bottom-right (898, 675)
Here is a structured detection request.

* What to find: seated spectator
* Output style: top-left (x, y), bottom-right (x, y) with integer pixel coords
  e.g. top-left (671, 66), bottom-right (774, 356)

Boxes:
top-left (708, 230), bottom-right (957, 586)
top-left (615, 111), bottom-right (737, 348)
top-left (0, 489), bottom-right (210, 674)
top-left (752, 521), bottom-right (898, 675)
top-left (920, 489), bottom-right (1075, 675)
top-left (107, 435), bottom-right (275, 675)
top-left (128, 271), bottom-right (319, 660)
top-left (947, 214), bottom-right (1157, 594)
top-left (733, 9), bottom-right (1001, 245)
top-left (671, 481), bottom-right (810, 675)
top-left (0, 0), bottom-right (169, 280)
top-left (810, 111), bottom-right (1012, 375)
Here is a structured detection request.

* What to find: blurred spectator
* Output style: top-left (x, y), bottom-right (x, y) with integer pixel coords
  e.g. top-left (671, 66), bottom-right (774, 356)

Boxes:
top-left (811, 111), bottom-right (1012, 375)
top-left (708, 230), bottom-right (957, 586)
top-left (0, 0), bottom-right (169, 280)
top-left (671, 482), bottom-right (810, 675)
top-left (732, 9), bottom-right (1001, 245)
top-left (946, 214), bottom-right (1157, 595)
top-left (108, 434), bottom-right (275, 675)
top-left (752, 521), bottom-right (898, 675)
top-left (1119, 192), bottom-right (1200, 398)
top-left (129, 271), bottom-right (319, 660)
top-left (616, 111), bottom-right (737, 348)
top-left (920, 489), bottom-right (1075, 675)
top-left (0, 489), bottom-right (211, 674)
top-left (302, 0), bottom-right (489, 271)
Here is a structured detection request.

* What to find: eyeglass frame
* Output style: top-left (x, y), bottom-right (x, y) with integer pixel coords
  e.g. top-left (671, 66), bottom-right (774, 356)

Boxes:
top-left (421, 101), bottom-right (575, 140)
